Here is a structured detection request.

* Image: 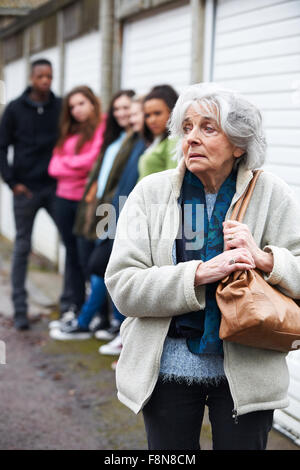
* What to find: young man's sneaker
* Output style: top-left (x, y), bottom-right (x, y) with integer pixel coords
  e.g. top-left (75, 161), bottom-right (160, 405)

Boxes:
top-left (14, 312), bottom-right (30, 331)
top-left (98, 334), bottom-right (122, 356)
top-left (49, 319), bottom-right (92, 340)
top-left (48, 308), bottom-right (76, 330)
top-left (94, 319), bottom-right (120, 340)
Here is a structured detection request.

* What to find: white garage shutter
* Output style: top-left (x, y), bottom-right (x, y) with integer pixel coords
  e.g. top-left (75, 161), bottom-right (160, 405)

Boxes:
top-left (213, 0), bottom-right (300, 199)
top-left (121, 3), bottom-right (192, 95)
top-left (1, 53), bottom-right (60, 263)
top-left (213, 0), bottom-right (300, 445)
top-left (0, 174), bottom-right (16, 242)
top-left (64, 31), bottom-right (102, 95)
top-left (1, 59), bottom-right (27, 242)
top-left (3, 57), bottom-right (27, 102)
top-left (273, 350), bottom-right (300, 446)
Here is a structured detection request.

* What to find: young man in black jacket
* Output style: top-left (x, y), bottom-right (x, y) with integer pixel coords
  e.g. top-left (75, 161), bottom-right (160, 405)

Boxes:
top-left (0, 58), bottom-right (62, 330)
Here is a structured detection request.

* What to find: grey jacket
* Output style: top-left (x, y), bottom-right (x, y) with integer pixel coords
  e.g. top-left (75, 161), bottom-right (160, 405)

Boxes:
top-left (105, 158), bottom-right (300, 415)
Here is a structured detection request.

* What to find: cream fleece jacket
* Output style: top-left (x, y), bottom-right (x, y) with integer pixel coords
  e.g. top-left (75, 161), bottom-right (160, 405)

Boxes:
top-left (105, 158), bottom-right (300, 416)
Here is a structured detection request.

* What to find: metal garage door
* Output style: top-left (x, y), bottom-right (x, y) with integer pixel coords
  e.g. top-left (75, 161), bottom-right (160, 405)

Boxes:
top-left (1, 58), bottom-right (27, 242)
top-left (121, 2), bottom-right (192, 95)
top-left (213, 0), bottom-right (300, 199)
top-left (213, 0), bottom-right (300, 445)
top-left (64, 31), bottom-right (102, 95)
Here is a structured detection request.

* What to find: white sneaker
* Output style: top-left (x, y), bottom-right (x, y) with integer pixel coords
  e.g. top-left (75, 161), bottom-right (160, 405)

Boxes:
top-left (94, 321), bottom-right (120, 341)
top-left (49, 319), bottom-right (92, 341)
top-left (48, 310), bottom-right (76, 329)
top-left (98, 334), bottom-right (122, 356)
top-left (111, 360), bottom-right (118, 371)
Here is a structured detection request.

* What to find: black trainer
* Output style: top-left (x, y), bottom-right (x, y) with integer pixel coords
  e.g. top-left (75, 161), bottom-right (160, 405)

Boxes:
top-left (94, 319), bottom-right (121, 340)
top-left (14, 312), bottom-right (30, 331)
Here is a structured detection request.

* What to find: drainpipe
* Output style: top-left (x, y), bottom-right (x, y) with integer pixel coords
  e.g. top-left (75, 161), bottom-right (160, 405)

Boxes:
top-left (56, 10), bottom-right (66, 272)
top-left (202, 0), bottom-right (216, 82)
top-left (23, 27), bottom-right (30, 85)
top-left (57, 10), bottom-right (65, 95)
top-left (100, 0), bottom-right (114, 112)
top-left (190, 0), bottom-right (205, 84)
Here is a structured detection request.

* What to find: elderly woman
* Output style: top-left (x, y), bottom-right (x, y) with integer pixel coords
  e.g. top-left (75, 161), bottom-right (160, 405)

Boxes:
top-left (104, 83), bottom-right (300, 450)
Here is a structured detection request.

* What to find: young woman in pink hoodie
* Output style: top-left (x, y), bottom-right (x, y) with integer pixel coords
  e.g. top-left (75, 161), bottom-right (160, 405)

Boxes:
top-left (48, 85), bottom-right (106, 316)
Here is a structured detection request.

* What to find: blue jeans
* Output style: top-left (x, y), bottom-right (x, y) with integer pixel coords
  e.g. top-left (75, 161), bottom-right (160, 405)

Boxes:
top-left (77, 275), bottom-right (124, 329)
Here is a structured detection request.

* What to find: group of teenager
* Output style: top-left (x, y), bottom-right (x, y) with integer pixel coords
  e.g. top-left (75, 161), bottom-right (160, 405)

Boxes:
top-left (0, 58), bottom-right (179, 360)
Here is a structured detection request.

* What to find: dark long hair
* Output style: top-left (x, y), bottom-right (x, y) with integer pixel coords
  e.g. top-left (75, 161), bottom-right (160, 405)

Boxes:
top-left (143, 84), bottom-right (179, 143)
top-left (56, 85), bottom-right (102, 153)
top-left (101, 89), bottom-right (135, 156)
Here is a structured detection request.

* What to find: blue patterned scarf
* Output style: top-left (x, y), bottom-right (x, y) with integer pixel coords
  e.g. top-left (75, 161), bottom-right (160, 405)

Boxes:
top-left (169, 169), bottom-right (237, 355)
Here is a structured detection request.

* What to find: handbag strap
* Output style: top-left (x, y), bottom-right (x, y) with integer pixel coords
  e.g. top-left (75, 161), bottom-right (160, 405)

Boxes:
top-left (231, 169), bottom-right (263, 222)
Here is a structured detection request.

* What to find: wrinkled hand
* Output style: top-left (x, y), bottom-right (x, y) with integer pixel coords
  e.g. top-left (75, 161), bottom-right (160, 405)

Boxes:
top-left (223, 220), bottom-right (273, 273)
top-left (13, 184), bottom-right (33, 199)
top-left (194, 247), bottom-right (255, 287)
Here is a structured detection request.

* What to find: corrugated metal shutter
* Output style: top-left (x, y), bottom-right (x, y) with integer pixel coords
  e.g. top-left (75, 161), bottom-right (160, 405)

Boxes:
top-left (3, 57), bottom-right (27, 102)
top-left (213, 0), bottom-right (300, 199)
top-left (213, 0), bottom-right (300, 445)
top-left (64, 31), bottom-right (101, 94)
top-left (1, 58), bottom-right (27, 242)
top-left (0, 181), bottom-right (16, 242)
top-left (273, 350), bottom-right (300, 446)
top-left (121, 3), bottom-right (192, 95)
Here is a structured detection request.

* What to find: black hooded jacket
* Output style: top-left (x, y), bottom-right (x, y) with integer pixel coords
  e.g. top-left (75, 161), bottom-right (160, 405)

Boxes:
top-left (0, 87), bottom-right (62, 191)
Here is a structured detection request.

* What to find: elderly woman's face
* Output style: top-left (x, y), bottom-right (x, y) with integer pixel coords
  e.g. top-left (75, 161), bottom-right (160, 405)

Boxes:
top-left (182, 104), bottom-right (243, 179)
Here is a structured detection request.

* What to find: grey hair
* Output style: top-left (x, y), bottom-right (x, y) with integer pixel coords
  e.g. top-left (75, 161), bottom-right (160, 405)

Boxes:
top-left (168, 82), bottom-right (266, 169)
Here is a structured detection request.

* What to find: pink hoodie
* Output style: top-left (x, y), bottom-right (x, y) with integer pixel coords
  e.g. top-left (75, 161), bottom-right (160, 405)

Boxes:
top-left (48, 118), bottom-right (106, 201)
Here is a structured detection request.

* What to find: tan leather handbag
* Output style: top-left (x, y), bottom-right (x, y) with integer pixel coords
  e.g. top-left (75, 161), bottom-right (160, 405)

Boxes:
top-left (216, 170), bottom-right (300, 352)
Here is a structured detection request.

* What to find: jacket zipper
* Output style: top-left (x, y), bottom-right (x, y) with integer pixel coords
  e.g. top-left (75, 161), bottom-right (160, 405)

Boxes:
top-left (223, 341), bottom-right (239, 423)
top-left (232, 409), bottom-right (239, 424)
top-left (138, 170), bottom-right (253, 414)
top-left (169, 189), bottom-right (242, 423)
top-left (222, 207), bottom-right (245, 424)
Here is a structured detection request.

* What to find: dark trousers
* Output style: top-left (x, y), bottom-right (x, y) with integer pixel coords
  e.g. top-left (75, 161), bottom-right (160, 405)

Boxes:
top-left (12, 186), bottom-right (57, 315)
top-left (142, 378), bottom-right (274, 450)
top-left (54, 196), bottom-right (95, 313)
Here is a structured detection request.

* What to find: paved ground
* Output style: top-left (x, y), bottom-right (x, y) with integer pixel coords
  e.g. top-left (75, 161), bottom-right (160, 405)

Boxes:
top-left (0, 236), bottom-right (298, 450)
